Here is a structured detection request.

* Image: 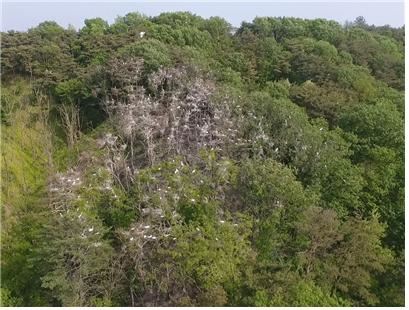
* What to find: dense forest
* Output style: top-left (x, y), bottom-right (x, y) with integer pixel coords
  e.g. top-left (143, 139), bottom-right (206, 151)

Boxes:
top-left (0, 12), bottom-right (404, 306)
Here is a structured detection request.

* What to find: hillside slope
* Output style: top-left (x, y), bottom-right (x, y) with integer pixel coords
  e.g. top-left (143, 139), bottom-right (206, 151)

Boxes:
top-left (0, 13), bottom-right (404, 306)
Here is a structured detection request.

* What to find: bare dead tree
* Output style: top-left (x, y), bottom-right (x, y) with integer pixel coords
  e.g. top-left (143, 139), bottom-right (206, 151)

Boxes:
top-left (104, 59), bottom-right (241, 168)
top-left (59, 104), bottom-right (81, 149)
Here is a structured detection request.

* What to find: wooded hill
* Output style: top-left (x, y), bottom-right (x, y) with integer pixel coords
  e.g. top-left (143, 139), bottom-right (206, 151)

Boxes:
top-left (1, 13), bottom-right (404, 306)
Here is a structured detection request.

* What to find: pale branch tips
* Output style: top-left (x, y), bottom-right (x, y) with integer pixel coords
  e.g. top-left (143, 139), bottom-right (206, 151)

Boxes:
top-left (105, 60), bottom-right (241, 166)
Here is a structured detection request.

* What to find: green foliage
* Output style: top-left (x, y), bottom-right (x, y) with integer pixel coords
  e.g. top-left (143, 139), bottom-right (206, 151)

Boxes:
top-left (110, 12), bottom-right (149, 33)
top-left (339, 100), bottom-right (404, 249)
top-left (1, 82), bottom-right (55, 306)
top-left (170, 220), bottom-right (252, 304)
top-left (294, 208), bottom-right (393, 305)
top-left (41, 213), bottom-right (115, 306)
top-left (340, 100), bottom-right (403, 156)
top-left (1, 84), bottom-right (50, 219)
top-left (29, 21), bottom-right (65, 41)
top-left (270, 279), bottom-right (349, 306)
top-left (1, 78), bottom-right (31, 125)
top-left (152, 12), bottom-right (205, 28)
top-left (80, 18), bottom-right (109, 36)
top-left (0, 287), bottom-right (22, 306)
top-left (55, 78), bottom-right (90, 104)
top-left (330, 216), bottom-right (393, 305)
top-left (289, 80), bottom-right (356, 124)
top-left (119, 39), bottom-right (172, 72)
top-left (238, 158), bottom-right (311, 219)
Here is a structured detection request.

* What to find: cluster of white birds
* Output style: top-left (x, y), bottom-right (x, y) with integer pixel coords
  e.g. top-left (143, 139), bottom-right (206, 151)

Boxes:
top-left (80, 223), bottom-right (100, 238)
top-left (143, 235), bottom-right (157, 240)
top-left (55, 173), bottom-right (82, 188)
